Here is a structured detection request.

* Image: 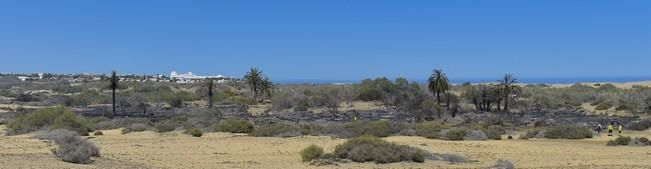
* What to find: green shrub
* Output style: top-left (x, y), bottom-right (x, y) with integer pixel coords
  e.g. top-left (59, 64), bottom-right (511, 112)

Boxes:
top-left (188, 128), bottom-right (203, 137)
top-left (483, 125), bottom-right (503, 140)
top-left (543, 125), bottom-right (592, 139)
top-left (318, 121), bottom-right (402, 138)
top-left (300, 145), bottom-right (324, 162)
top-left (615, 136), bottom-right (632, 145)
top-left (251, 123), bottom-right (304, 137)
top-left (346, 121), bottom-right (399, 138)
top-left (300, 124), bottom-right (325, 136)
top-left (444, 128), bottom-right (466, 141)
top-left (415, 122), bottom-right (449, 139)
top-left (333, 136), bottom-right (427, 163)
top-left (93, 131), bottom-right (103, 136)
top-left (615, 104), bottom-right (632, 111)
top-left (595, 102), bottom-right (612, 110)
top-left (214, 118), bottom-right (254, 133)
top-left (639, 137), bottom-right (650, 145)
top-left (7, 106), bottom-right (91, 135)
top-left (52, 111), bottom-right (93, 136)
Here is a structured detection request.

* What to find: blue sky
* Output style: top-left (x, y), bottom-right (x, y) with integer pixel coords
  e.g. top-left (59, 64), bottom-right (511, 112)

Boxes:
top-left (0, 0), bottom-right (649, 82)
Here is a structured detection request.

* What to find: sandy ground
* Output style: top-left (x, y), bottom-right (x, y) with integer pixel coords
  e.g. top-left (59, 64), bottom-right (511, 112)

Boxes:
top-left (1, 125), bottom-right (651, 169)
top-left (548, 81), bottom-right (651, 89)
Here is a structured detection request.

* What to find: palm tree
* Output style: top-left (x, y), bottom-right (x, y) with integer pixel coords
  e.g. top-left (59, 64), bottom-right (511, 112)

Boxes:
top-left (499, 74), bottom-right (521, 112)
top-left (428, 69), bottom-right (449, 105)
top-left (244, 68), bottom-right (263, 102)
top-left (207, 79), bottom-right (214, 108)
top-left (260, 76), bottom-right (273, 101)
top-left (110, 71), bottom-right (118, 118)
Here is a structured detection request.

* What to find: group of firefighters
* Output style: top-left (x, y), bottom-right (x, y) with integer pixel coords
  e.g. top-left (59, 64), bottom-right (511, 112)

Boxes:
top-left (596, 120), bottom-right (623, 136)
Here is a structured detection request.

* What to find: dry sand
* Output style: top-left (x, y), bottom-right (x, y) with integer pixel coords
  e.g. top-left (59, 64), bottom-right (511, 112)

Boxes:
top-left (1, 125), bottom-right (651, 169)
top-left (548, 81), bottom-right (651, 89)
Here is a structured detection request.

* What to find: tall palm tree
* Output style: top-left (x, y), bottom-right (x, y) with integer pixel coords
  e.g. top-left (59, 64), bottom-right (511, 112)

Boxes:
top-left (499, 74), bottom-right (521, 112)
top-left (207, 79), bottom-right (214, 108)
top-left (428, 69), bottom-right (449, 105)
top-left (110, 71), bottom-right (118, 118)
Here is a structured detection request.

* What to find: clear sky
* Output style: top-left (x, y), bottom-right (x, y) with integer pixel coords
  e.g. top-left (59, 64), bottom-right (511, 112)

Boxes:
top-left (1, 0), bottom-right (649, 82)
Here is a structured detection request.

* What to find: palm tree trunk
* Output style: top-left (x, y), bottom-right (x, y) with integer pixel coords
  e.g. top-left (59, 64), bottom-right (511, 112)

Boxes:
top-left (436, 92), bottom-right (441, 105)
top-left (112, 88), bottom-right (116, 118)
top-left (446, 95), bottom-right (450, 110)
top-left (209, 96), bottom-right (213, 108)
top-left (504, 95), bottom-right (509, 112)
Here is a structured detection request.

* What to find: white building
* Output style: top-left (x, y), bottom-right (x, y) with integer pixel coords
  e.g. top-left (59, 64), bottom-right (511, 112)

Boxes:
top-left (170, 71), bottom-right (226, 83)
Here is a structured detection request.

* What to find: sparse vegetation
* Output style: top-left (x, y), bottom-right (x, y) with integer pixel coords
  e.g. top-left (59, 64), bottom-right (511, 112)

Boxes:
top-left (492, 159), bottom-right (514, 169)
top-left (34, 129), bottom-right (100, 164)
top-left (543, 125), bottom-right (592, 139)
top-left (121, 123), bottom-right (148, 134)
top-left (188, 128), bottom-right (203, 137)
top-left (251, 123), bottom-right (304, 137)
top-left (332, 136), bottom-right (427, 163)
top-left (609, 136), bottom-right (650, 146)
top-left (616, 136), bottom-right (632, 145)
top-left (214, 118), bottom-right (254, 133)
top-left (7, 106), bottom-right (92, 135)
top-left (444, 128), bottom-right (467, 141)
top-left (414, 122), bottom-right (449, 139)
top-left (300, 145), bottom-right (324, 162)
top-left (625, 120), bottom-right (651, 131)
top-left (155, 121), bottom-right (179, 133)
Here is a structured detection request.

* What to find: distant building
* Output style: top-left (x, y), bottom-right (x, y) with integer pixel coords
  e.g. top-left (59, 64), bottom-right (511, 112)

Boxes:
top-left (170, 71), bottom-right (226, 83)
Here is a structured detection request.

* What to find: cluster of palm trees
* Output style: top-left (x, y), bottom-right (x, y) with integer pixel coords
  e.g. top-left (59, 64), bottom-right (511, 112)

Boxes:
top-left (428, 69), bottom-right (521, 113)
top-left (243, 68), bottom-right (273, 103)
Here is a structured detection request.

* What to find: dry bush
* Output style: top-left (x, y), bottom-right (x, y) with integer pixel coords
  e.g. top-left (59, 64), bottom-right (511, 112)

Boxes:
top-left (431, 153), bottom-right (468, 163)
top-left (625, 120), bottom-right (651, 131)
top-left (333, 136), bottom-right (427, 163)
top-left (414, 122), bottom-right (449, 139)
top-left (491, 159), bottom-right (514, 169)
top-left (94, 118), bottom-right (151, 130)
top-left (34, 129), bottom-right (99, 164)
top-left (155, 121), bottom-right (179, 133)
top-left (312, 121), bottom-right (404, 138)
top-left (463, 130), bottom-right (488, 141)
top-left (121, 123), bottom-right (148, 134)
top-left (251, 123), bottom-right (304, 137)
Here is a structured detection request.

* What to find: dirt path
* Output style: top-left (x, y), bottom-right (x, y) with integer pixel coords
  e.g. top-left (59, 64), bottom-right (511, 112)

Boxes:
top-left (1, 125), bottom-right (650, 169)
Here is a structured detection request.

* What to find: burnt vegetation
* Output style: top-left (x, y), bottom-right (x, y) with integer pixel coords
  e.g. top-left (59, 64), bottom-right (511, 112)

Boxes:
top-left (2, 68), bottom-right (651, 165)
